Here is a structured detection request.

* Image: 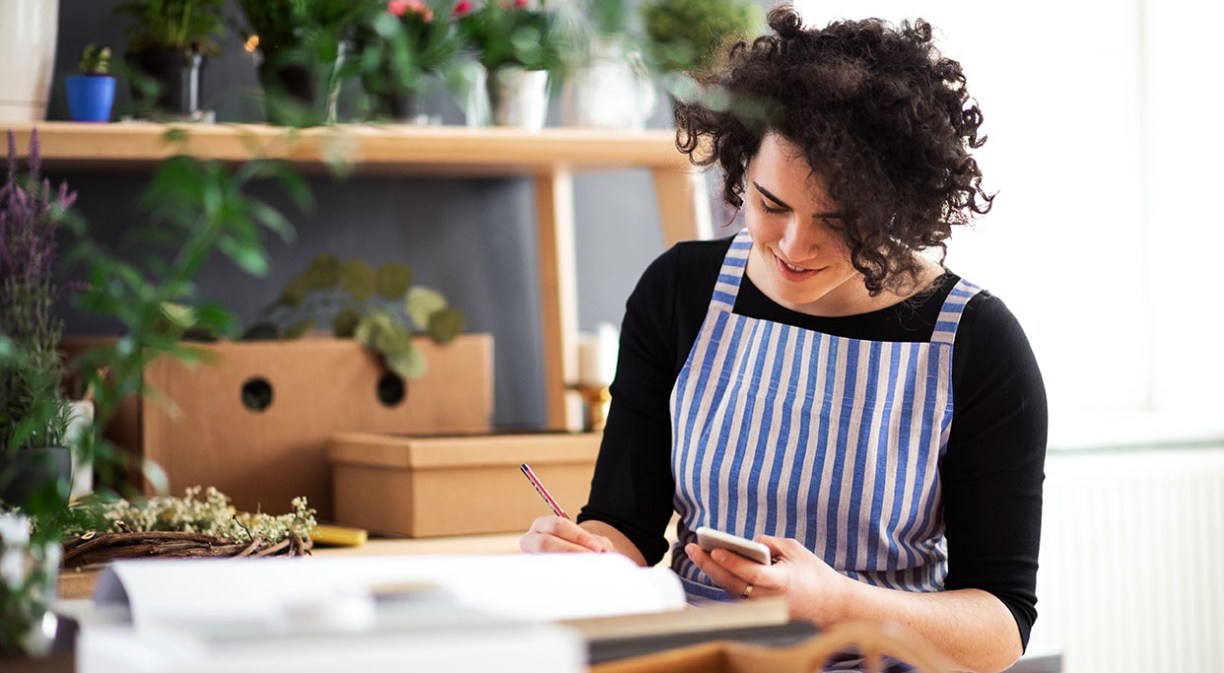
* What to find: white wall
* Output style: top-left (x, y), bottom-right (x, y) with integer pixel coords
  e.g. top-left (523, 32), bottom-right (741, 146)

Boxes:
top-left (790, 0), bottom-right (1224, 443)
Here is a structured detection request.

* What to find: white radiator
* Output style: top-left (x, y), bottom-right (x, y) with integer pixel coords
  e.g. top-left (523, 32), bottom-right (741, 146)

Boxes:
top-left (1026, 446), bottom-right (1224, 673)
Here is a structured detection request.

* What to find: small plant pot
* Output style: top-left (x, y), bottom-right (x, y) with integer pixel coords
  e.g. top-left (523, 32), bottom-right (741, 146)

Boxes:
top-left (257, 42), bottom-right (350, 127)
top-left (64, 74), bottom-right (115, 123)
top-left (126, 48), bottom-right (205, 118)
top-left (487, 67), bottom-right (549, 130)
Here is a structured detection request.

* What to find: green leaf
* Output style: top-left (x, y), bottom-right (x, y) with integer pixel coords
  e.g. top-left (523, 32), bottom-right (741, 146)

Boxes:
top-left (385, 344), bottom-right (427, 380)
top-left (272, 163), bottom-right (314, 212)
top-left (406, 286), bottom-right (447, 329)
top-left (241, 322), bottom-right (281, 341)
top-left (0, 335), bottom-right (15, 361)
top-left (246, 200), bottom-right (296, 243)
top-left (373, 319), bottom-right (413, 358)
top-left (218, 236), bottom-right (269, 276)
top-left (191, 302), bottom-right (237, 335)
top-left (160, 302), bottom-right (197, 328)
top-left (353, 314), bottom-right (384, 348)
top-left (306, 253), bottom-right (341, 290)
top-left (284, 318), bottom-right (317, 338)
top-left (331, 308), bottom-right (361, 338)
top-left (279, 273), bottom-right (314, 306)
top-left (354, 313), bottom-right (412, 359)
top-left (427, 308), bottom-right (466, 344)
top-left (339, 260), bottom-right (377, 301)
top-left (375, 262), bottom-right (413, 299)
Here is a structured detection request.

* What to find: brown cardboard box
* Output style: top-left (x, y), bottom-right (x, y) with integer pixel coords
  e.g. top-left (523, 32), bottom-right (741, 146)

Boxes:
top-left (328, 431), bottom-right (601, 537)
top-left (63, 335), bottom-right (493, 519)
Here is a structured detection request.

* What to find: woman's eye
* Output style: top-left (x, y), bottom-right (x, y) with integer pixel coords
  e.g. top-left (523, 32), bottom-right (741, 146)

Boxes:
top-left (759, 201), bottom-right (788, 215)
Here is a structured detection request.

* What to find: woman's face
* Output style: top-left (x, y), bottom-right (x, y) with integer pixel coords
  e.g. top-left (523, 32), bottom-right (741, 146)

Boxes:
top-left (744, 133), bottom-right (865, 317)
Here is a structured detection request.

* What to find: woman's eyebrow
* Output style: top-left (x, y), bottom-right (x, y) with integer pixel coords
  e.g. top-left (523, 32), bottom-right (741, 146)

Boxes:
top-left (752, 181), bottom-right (791, 209)
top-left (752, 181), bottom-right (843, 219)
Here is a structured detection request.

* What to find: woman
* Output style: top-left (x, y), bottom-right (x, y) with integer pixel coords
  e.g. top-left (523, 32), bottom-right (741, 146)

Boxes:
top-left (521, 7), bottom-right (1046, 672)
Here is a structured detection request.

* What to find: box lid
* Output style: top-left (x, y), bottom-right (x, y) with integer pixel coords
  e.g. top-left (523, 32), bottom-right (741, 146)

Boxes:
top-left (327, 432), bottom-right (601, 470)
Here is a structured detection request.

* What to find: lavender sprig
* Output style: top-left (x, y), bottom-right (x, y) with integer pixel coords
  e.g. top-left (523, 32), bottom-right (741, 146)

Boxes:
top-left (2, 128), bottom-right (77, 452)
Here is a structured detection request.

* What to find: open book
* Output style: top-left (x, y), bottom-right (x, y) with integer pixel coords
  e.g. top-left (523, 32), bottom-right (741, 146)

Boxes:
top-left (75, 554), bottom-right (674, 673)
top-left (92, 553), bottom-right (687, 632)
top-left (77, 553), bottom-right (795, 673)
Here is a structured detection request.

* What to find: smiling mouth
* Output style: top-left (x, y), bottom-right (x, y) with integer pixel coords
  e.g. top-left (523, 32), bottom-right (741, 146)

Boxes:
top-left (772, 250), bottom-right (817, 277)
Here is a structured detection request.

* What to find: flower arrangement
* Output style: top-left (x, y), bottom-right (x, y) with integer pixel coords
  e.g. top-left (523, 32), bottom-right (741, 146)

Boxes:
top-left (456, 0), bottom-right (565, 73)
top-left (57, 486), bottom-right (317, 568)
top-left (386, 0), bottom-right (462, 73)
top-left (356, 0), bottom-right (464, 119)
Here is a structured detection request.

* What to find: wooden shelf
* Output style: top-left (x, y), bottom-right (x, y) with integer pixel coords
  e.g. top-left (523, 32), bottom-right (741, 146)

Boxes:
top-left (8, 121), bottom-right (711, 430)
top-left (7, 121), bottom-right (693, 176)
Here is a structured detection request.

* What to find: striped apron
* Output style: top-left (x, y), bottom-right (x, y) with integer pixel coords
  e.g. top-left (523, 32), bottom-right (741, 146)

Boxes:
top-left (670, 230), bottom-right (981, 601)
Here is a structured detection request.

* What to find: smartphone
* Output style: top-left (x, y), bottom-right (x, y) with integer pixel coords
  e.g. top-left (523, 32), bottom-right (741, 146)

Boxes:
top-left (695, 526), bottom-right (772, 565)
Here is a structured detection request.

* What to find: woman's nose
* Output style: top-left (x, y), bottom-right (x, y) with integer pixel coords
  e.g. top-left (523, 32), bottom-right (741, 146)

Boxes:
top-left (778, 219), bottom-right (817, 260)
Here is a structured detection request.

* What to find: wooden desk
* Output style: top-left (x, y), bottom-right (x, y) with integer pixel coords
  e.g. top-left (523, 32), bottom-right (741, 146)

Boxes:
top-left (8, 122), bottom-right (713, 430)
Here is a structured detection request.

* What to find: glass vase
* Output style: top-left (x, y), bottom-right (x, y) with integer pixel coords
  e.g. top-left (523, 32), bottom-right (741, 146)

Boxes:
top-left (0, 514), bottom-right (60, 658)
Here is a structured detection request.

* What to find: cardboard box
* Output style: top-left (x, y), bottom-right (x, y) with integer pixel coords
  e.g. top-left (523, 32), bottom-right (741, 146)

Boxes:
top-left (63, 335), bottom-right (493, 519)
top-left (328, 431), bottom-right (601, 537)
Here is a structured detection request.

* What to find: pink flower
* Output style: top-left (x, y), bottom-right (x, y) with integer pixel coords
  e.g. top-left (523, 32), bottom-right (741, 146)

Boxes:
top-left (452, 0), bottom-right (474, 16)
top-left (514, 0), bottom-right (528, 7)
top-left (388, 0), bottom-right (432, 20)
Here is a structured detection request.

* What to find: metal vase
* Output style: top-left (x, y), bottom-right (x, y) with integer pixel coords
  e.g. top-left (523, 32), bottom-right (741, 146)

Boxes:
top-left (487, 67), bottom-right (549, 130)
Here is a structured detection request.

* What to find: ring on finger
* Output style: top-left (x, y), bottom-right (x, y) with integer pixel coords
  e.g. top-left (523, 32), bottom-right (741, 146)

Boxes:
top-left (740, 582), bottom-right (754, 599)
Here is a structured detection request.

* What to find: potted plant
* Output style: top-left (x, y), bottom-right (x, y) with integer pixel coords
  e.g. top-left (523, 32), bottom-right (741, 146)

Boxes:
top-left (238, 0), bottom-right (371, 126)
top-left (355, 0), bottom-right (463, 122)
top-left (244, 253), bottom-right (467, 381)
top-left (456, 0), bottom-right (566, 129)
top-left (64, 136), bottom-right (310, 490)
top-left (114, 0), bottom-right (228, 120)
top-left (65, 44), bottom-right (117, 123)
top-left (0, 129), bottom-right (75, 659)
top-left (560, 0), bottom-right (656, 129)
top-left (0, 129), bottom-right (76, 512)
top-left (639, 0), bottom-right (760, 99)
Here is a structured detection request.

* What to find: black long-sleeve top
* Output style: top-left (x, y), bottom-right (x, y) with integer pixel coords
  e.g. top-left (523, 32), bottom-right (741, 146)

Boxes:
top-left (578, 236), bottom-right (1047, 649)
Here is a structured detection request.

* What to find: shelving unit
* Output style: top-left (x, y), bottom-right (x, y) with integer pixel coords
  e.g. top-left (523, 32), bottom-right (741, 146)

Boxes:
top-left (9, 121), bottom-right (713, 430)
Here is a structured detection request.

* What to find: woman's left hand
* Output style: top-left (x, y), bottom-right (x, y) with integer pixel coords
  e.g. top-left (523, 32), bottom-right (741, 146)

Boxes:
top-left (683, 535), bottom-right (852, 623)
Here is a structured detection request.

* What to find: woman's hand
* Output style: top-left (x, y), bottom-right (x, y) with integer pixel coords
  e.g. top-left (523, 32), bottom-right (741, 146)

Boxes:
top-left (683, 535), bottom-right (853, 623)
top-left (520, 516), bottom-right (615, 554)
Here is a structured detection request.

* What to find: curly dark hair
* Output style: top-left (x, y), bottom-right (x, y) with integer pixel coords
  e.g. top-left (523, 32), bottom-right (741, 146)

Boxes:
top-left (675, 5), bottom-right (994, 294)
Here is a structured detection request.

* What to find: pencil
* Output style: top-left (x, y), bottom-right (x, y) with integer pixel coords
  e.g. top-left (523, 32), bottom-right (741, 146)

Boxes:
top-left (520, 463), bottom-right (570, 519)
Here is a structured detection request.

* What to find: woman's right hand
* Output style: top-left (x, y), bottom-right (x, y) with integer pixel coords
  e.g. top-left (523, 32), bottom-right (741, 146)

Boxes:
top-left (520, 516), bottom-right (615, 554)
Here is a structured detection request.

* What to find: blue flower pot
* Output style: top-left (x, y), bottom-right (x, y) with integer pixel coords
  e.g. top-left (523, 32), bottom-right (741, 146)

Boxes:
top-left (65, 74), bottom-right (116, 122)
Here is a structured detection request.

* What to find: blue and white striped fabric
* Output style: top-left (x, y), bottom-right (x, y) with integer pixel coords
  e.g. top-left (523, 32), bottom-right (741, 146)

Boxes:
top-left (669, 229), bottom-right (981, 601)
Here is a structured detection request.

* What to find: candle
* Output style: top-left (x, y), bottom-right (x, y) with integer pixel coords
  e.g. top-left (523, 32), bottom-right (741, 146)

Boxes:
top-left (577, 322), bottom-right (619, 387)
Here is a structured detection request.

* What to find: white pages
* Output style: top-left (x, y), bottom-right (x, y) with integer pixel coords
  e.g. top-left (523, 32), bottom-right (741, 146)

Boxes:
top-left (77, 553), bottom-right (687, 673)
top-left (92, 552), bottom-right (686, 632)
